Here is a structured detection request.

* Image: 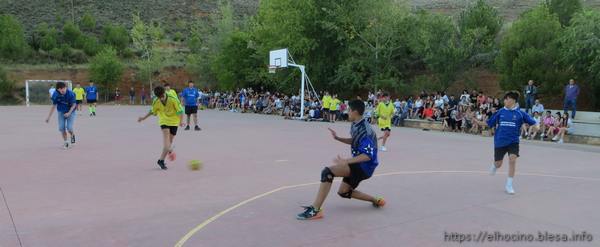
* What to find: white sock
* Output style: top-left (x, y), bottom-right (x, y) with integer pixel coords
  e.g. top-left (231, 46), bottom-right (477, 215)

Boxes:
top-left (506, 177), bottom-right (513, 186)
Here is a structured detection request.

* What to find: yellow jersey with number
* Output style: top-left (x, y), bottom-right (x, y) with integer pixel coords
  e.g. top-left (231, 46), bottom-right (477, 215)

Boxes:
top-left (73, 88), bottom-right (85, 100)
top-left (151, 95), bottom-right (184, 126)
top-left (376, 102), bottom-right (394, 128)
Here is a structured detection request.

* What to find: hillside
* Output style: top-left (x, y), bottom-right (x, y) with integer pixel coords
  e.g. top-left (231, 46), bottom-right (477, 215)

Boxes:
top-left (3, 0), bottom-right (600, 35)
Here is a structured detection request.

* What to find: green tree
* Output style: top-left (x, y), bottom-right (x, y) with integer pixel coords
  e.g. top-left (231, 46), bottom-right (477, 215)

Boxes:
top-left (102, 24), bottom-right (129, 54)
top-left (187, 1), bottom-right (237, 87)
top-left (212, 31), bottom-right (260, 90)
top-left (560, 10), bottom-right (600, 109)
top-left (0, 15), bottom-right (28, 61)
top-left (131, 13), bottom-right (165, 90)
top-left (458, 0), bottom-right (503, 65)
top-left (413, 12), bottom-right (466, 90)
top-left (63, 21), bottom-right (82, 47)
top-left (75, 35), bottom-right (100, 56)
top-left (80, 12), bottom-right (96, 31)
top-left (0, 66), bottom-right (20, 104)
top-left (89, 47), bottom-right (124, 102)
top-left (546, 0), bottom-right (582, 26)
top-left (330, 0), bottom-right (412, 93)
top-left (40, 27), bottom-right (59, 52)
top-left (496, 5), bottom-right (564, 93)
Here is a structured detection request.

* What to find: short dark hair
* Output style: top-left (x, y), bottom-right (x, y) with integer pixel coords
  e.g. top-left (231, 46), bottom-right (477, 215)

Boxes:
top-left (383, 92), bottom-right (390, 97)
top-left (188, 80), bottom-right (194, 84)
top-left (348, 99), bottom-right (365, 115)
top-left (164, 82), bottom-right (171, 87)
top-left (56, 81), bottom-right (67, 89)
top-left (154, 86), bottom-right (165, 98)
top-left (503, 91), bottom-right (520, 101)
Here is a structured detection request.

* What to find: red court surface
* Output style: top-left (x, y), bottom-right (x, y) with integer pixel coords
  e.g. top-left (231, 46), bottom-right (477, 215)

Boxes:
top-left (1, 105), bottom-right (599, 247)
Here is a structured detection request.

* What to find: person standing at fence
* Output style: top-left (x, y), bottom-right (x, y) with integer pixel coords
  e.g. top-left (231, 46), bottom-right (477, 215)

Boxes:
top-left (129, 87), bottom-right (136, 105)
top-left (141, 87), bottom-right (147, 105)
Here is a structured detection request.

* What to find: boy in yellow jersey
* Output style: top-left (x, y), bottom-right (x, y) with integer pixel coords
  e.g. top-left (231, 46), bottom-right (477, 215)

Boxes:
top-left (321, 91), bottom-right (331, 122)
top-left (138, 86), bottom-right (185, 170)
top-left (72, 83), bottom-right (86, 112)
top-left (330, 94), bottom-right (341, 123)
top-left (375, 92), bottom-right (395, 152)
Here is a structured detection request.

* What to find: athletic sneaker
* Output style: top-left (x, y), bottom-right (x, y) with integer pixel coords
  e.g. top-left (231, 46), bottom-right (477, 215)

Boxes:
top-left (184, 125), bottom-right (190, 131)
top-left (558, 139), bottom-right (564, 144)
top-left (372, 197), bottom-right (386, 208)
top-left (71, 135), bottom-right (76, 144)
top-left (63, 142), bottom-right (69, 150)
top-left (552, 136), bottom-right (559, 141)
top-left (380, 146), bottom-right (387, 152)
top-left (505, 184), bottom-right (515, 195)
top-left (194, 126), bottom-right (201, 131)
top-left (489, 164), bottom-right (497, 176)
top-left (296, 206), bottom-right (323, 220)
top-left (157, 160), bottom-right (167, 170)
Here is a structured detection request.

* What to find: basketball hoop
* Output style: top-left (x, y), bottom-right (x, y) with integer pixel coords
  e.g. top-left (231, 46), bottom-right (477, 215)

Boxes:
top-left (268, 65), bottom-right (277, 74)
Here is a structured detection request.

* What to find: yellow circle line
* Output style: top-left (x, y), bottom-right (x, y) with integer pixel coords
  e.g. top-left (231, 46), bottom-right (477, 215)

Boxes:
top-left (174, 170), bottom-right (600, 247)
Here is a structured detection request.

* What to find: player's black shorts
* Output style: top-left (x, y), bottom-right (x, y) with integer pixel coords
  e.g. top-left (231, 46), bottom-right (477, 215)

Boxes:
top-left (381, 127), bottom-right (391, 132)
top-left (331, 110), bottom-right (339, 115)
top-left (343, 163), bottom-right (370, 189)
top-left (185, 105), bottom-right (198, 115)
top-left (494, 143), bottom-right (519, 161)
top-left (323, 109), bottom-right (330, 113)
top-left (160, 125), bottom-right (178, 136)
top-left (87, 99), bottom-right (97, 103)
top-left (76, 100), bottom-right (82, 104)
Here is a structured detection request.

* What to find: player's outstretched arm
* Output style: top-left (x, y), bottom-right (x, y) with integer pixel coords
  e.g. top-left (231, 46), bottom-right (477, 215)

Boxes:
top-left (138, 112), bottom-right (152, 122)
top-left (45, 105), bottom-right (55, 123)
top-left (328, 128), bottom-right (352, 145)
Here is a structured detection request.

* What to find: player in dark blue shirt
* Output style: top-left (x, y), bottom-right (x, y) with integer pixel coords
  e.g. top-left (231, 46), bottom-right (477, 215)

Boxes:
top-left (297, 100), bottom-right (386, 220)
top-left (85, 82), bottom-right (98, 116)
top-left (181, 81), bottom-right (201, 131)
top-left (476, 91), bottom-right (536, 195)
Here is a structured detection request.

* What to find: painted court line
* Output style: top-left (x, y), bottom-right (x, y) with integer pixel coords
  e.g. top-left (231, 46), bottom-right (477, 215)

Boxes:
top-left (174, 170), bottom-right (600, 247)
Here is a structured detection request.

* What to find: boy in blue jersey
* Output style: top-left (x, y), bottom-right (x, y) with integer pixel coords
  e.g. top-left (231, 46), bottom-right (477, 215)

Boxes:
top-left (45, 81), bottom-right (78, 149)
top-left (297, 100), bottom-right (386, 220)
top-left (479, 91), bottom-right (536, 195)
top-left (181, 81), bottom-right (201, 131)
top-left (85, 82), bottom-right (98, 116)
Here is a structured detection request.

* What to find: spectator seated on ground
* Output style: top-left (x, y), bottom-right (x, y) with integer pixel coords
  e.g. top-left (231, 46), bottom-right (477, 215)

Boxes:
top-left (545, 112), bottom-right (563, 141)
top-left (527, 111), bottom-right (542, 140)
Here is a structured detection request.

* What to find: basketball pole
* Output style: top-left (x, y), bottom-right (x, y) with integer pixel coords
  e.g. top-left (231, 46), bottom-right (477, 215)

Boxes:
top-left (288, 63), bottom-right (306, 119)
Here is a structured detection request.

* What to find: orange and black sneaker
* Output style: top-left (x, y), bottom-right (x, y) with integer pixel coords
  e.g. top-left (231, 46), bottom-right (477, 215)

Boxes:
top-left (296, 206), bottom-right (323, 220)
top-left (167, 150), bottom-right (176, 161)
top-left (372, 197), bottom-right (386, 208)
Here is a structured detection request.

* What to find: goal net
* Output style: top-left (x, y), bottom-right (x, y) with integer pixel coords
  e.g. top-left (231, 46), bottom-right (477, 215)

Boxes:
top-left (25, 80), bottom-right (73, 106)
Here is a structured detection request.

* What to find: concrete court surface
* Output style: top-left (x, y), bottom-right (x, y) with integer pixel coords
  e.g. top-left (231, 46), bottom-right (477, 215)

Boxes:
top-left (0, 105), bottom-right (599, 247)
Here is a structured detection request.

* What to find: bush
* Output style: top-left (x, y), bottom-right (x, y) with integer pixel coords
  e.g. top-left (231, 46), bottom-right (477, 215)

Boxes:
top-left (80, 12), bottom-right (96, 31)
top-left (102, 24), bottom-right (129, 54)
top-left (75, 35), bottom-right (100, 56)
top-left (0, 66), bottom-right (20, 104)
top-left (63, 21), bottom-right (82, 47)
top-left (90, 47), bottom-right (124, 101)
top-left (40, 27), bottom-right (59, 52)
top-left (496, 5), bottom-right (564, 93)
top-left (0, 15), bottom-right (28, 60)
